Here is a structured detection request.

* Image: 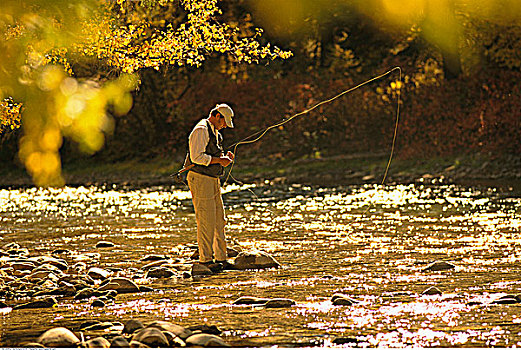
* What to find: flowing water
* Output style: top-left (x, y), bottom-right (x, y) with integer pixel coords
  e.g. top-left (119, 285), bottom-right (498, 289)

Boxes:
top-left (1, 180), bottom-right (521, 347)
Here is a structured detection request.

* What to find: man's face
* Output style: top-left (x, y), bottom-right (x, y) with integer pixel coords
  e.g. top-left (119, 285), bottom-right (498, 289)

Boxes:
top-left (216, 114), bottom-right (228, 130)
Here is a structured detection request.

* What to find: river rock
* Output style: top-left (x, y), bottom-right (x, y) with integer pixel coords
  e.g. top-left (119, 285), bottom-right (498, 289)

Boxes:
top-left (98, 277), bottom-right (140, 293)
top-left (264, 298), bottom-right (296, 308)
top-left (110, 336), bottom-right (130, 348)
top-left (162, 331), bottom-right (186, 347)
top-left (132, 327), bottom-right (169, 347)
top-left (37, 327), bottom-right (80, 347)
top-left (233, 296), bottom-right (271, 305)
top-left (145, 267), bottom-right (176, 278)
top-left (91, 298), bottom-right (105, 307)
top-left (493, 298), bottom-right (518, 305)
top-left (142, 260), bottom-right (171, 270)
top-left (74, 287), bottom-right (98, 300)
top-left (141, 254), bottom-right (169, 262)
top-left (96, 241), bottom-right (116, 248)
top-left (83, 336), bottom-right (110, 348)
top-left (423, 261), bottom-right (455, 272)
top-left (87, 267), bottom-right (111, 280)
top-left (331, 294), bottom-right (357, 306)
top-left (233, 251), bottom-right (280, 270)
top-left (422, 286), bottom-right (443, 295)
top-left (185, 333), bottom-right (230, 347)
top-left (32, 256), bottom-right (69, 271)
top-left (148, 321), bottom-right (193, 340)
top-left (21, 343), bottom-right (44, 348)
top-left (191, 263), bottom-right (213, 276)
top-left (187, 324), bottom-right (222, 335)
top-left (13, 296), bottom-right (57, 310)
top-left (123, 319), bottom-right (145, 334)
top-left (83, 322), bottom-right (114, 331)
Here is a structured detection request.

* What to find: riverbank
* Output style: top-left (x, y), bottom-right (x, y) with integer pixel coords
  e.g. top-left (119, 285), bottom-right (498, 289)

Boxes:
top-left (1, 152), bottom-right (520, 190)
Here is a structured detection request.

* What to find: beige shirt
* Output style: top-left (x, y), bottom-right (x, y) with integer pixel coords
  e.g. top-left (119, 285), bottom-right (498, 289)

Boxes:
top-left (189, 118), bottom-right (218, 166)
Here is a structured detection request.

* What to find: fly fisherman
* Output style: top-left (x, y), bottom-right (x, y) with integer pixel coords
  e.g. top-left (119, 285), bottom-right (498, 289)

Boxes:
top-left (185, 104), bottom-right (235, 272)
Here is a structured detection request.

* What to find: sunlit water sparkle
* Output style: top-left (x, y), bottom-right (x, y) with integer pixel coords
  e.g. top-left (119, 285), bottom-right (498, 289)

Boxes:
top-left (0, 182), bottom-right (520, 347)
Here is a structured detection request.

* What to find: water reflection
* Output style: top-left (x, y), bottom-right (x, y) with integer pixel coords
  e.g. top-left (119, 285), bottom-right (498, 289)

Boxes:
top-left (0, 182), bottom-right (520, 347)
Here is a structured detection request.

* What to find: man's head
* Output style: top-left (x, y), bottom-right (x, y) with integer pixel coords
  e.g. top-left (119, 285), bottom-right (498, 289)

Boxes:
top-left (210, 103), bottom-right (234, 130)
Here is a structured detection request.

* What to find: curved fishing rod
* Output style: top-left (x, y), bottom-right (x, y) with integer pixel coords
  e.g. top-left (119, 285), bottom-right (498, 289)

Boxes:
top-left (224, 66), bottom-right (402, 185)
top-left (172, 66), bottom-right (402, 187)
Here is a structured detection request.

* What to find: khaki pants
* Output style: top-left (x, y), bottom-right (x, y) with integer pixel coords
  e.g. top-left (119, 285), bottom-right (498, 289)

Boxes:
top-left (187, 171), bottom-right (227, 263)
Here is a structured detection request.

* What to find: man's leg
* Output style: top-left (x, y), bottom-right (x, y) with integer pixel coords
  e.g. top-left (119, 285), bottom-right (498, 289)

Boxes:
top-left (188, 172), bottom-right (217, 263)
top-left (213, 178), bottom-right (228, 262)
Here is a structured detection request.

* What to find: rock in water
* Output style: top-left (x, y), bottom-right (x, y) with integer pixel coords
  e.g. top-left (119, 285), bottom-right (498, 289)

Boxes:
top-left (96, 241), bottom-right (115, 248)
top-left (98, 277), bottom-right (140, 293)
top-left (422, 286), bottom-right (443, 295)
top-left (263, 298), bottom-right (296, 308)
top-left (185, 334), bottom-right (230, 347)
top-left (132, 327), bottom-right (169, 347)
top-left (123, 319), bottom-right (145, 334)
top-left (232, 296), bottom-right (270, 305)
top-left (423, 261), bottom-right (455, 272)
top-left (87, 267), bottom-right (111, 280)
top-left (13, 297), bottom-right (57, 310)
top-left (83, 336), bottom-right (110, 348)
top-left (233, 251), bottom-right (280, 270)
top-left (37, 327), bottom-right (80, 347)
top-left (110, 336), bottom-right (130, 348)
top-left (191, 264), bottom-right (213, 276)
top-left (145, 267), bottom-right (176, 278)
top-left (147, 321), bottom-right (193, 340)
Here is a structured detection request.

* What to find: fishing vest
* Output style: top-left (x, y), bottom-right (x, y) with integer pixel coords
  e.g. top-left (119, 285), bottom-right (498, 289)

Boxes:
top-left (186, 120), bottom-right (224, 178)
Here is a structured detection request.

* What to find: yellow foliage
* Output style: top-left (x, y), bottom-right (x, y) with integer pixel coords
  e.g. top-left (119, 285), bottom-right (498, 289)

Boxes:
top-left (0, 0), bottom-right (291, 186)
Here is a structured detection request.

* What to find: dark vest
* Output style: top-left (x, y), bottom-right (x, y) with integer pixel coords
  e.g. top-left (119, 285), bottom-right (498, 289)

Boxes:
top-left (186, 120), bottom-right (224, 178)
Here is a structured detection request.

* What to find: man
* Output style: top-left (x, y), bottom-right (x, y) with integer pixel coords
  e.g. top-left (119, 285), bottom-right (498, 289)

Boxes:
top-left (185, 103), bottom-right (235, 272)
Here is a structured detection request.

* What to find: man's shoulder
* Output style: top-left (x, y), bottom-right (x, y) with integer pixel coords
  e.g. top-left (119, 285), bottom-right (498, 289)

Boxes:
top-left (193, 119), bottom-right (209, 130)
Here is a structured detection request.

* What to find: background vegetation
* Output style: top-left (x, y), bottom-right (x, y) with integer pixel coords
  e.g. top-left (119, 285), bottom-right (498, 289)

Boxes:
top-left (1, 0), bottom-right (520, 185)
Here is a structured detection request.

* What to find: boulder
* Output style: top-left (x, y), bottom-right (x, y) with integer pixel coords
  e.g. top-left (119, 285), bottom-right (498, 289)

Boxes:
top-left (123, 319), bottom-right (145, 334)
top-left (110, 336), bottom-right (130, 348)
top-left (147, 321), bottom-right (192, 340)
top-left (132, 327), bottom-right (169, 347)
top-left (185, 334), bottom-right (230, 347)
top-left (87, 267), bottom-right (112, 280)
top-left (98, 277), bottom-right (140, 293)
top-left (233, 251), bottom-right (280, 270)
top-left (84, 336), bottom-right (110, 348)
top-left (37, 327), bottom-right (80, 347)
top-left (140, 254), bottom-right (169, 262)
top-left (423, 261), bottom-right (455, 272)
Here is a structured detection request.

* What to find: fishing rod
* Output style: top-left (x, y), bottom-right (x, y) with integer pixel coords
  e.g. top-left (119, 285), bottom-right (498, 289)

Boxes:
top-left (171, 66), bottom-right (402, 185)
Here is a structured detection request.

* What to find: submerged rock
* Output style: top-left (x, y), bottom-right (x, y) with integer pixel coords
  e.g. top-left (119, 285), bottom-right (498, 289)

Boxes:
top-left (83, 336), bottom-right (110, 348)
top-left (331, 294), bottom-right (358, 306)
top-left (13, 296), bottom-right (57, 310)
top-left (37, 327), bottom-right (80, 347)
top-left (263, 298), bottom-right (296, 308)
top-left (233, 251), bottom-right (280, 270)
top-left (422, 286), bottom-right (443, 296)
top-left (132, 327), bottom-right (169, 347)
top-left (185, 333), bottom-right (230, 347)
top-left (232, 296), bottom-right (270, 305)
top-left (98, 277), bottom-right (140, 293)
top-left (95, 241), bottom-right (115, 248)
top-left (423, 261), bottom-right (456, 272)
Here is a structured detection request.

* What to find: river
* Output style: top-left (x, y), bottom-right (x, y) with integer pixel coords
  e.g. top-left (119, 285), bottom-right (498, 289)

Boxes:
top-left (0, 180), bottom-right (520, 347)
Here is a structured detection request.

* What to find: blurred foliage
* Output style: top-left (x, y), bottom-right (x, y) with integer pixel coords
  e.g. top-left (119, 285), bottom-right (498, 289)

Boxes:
top-left (0, 0), bottom-right (291, 185)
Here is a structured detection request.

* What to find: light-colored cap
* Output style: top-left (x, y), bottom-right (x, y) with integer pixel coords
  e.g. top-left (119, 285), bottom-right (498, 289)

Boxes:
top-left (211, 103), bottom-right (234, 128)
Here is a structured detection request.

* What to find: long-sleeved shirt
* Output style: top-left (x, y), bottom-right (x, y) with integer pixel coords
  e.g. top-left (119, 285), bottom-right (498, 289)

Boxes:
top-left (188, 119), bottom-right (219, 166)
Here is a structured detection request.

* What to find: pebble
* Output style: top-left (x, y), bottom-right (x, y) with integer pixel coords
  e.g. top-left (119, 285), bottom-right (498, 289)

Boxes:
top-left (98, 277), bottom-right (140, 293)
top-left (87, 267), bottom-right (112, 280)
top-left (13, 296), bottom-right (57, 310)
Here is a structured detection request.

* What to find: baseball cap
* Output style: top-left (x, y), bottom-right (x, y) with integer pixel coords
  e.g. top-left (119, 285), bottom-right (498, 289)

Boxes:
top-left (212, 103), bottom-right (234, 128)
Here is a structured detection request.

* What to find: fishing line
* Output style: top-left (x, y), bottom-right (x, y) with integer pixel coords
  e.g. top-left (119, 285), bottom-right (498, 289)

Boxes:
top-left (224, 66), bottom-right (402, 193)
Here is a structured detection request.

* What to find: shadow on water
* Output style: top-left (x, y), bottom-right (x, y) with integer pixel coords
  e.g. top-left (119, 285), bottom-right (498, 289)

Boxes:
top-left (0, 180), bottom-right (520, 347)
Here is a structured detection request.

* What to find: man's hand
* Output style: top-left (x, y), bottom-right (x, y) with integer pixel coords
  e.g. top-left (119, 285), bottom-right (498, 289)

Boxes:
top-left (219, 155), bottom-right (233, 167)
top-left (226, 151), bottom-right (234, 161)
